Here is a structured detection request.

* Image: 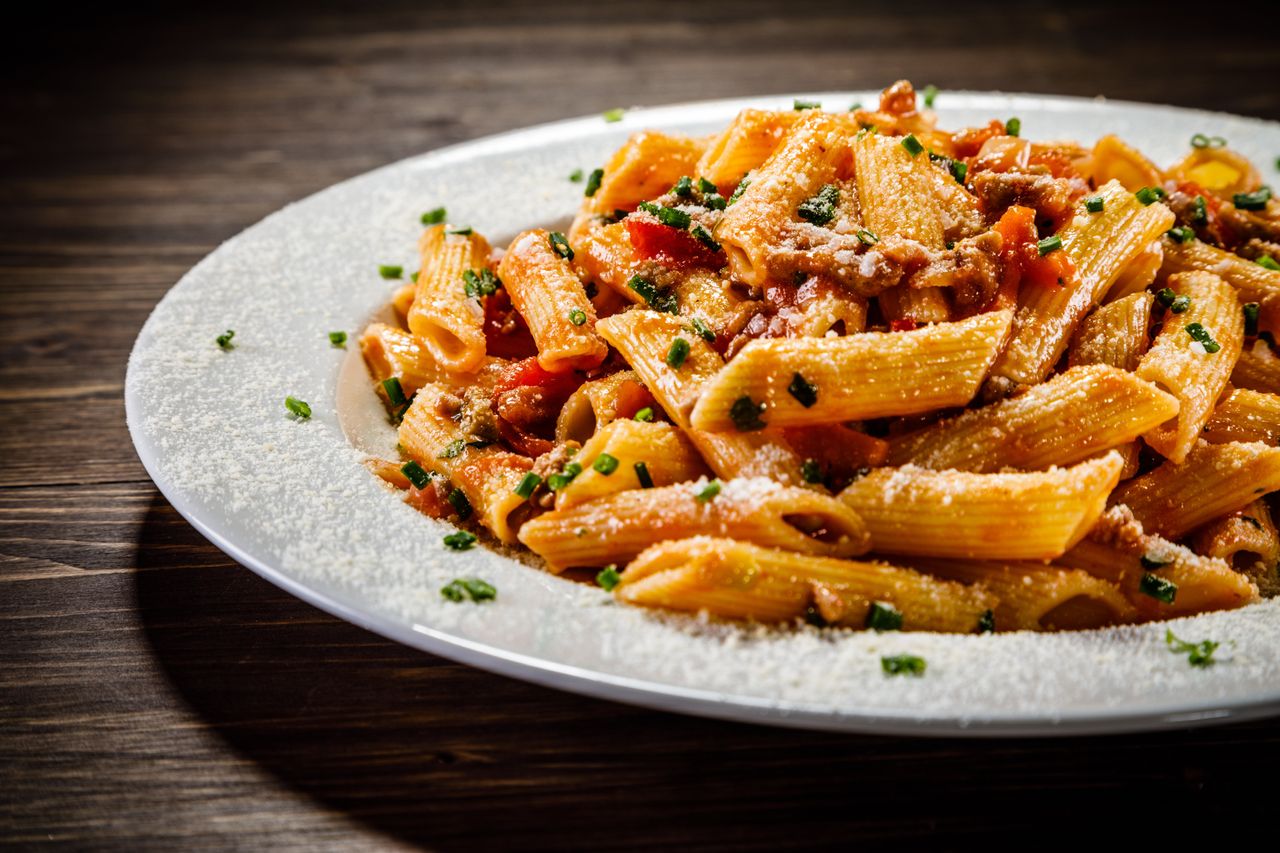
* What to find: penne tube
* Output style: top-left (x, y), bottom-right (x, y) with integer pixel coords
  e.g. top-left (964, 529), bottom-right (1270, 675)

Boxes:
top-left (1105, 240), bottom-right (1164, 301)
top-left (597, 309), bottom-right (804, 483)
top-left (359, 322), bottom-right (450, 396)
top-left (554, 370), bottom-right (651, 444)
top-left (586, 130), bottom-right (708, 216)
top-left (391, 283), bottom-right (416, 320)
top-left (497, 229), bottom-right (608, 373)
top-left (839, 453), bottom-right (1124, 560)
top-left (696, 109), bottom-right (803, 190)
top-left (907, 557), bottom-right (1135, 631)
top-left (1202, 387), bottom-right (1280, 446)
top-left (569, 220), bottom-right (646, 303)
top-left (616, 537), bottom-right (996, 632)
top-left (1061, 505), bottom-right (1259, 619)
top-left (675, 270), bottom-right (755, 337)
top-left (1161, 234), bottom-right (1280, 334)
top-left (407, 225), bottom-right (493, 372)
top-left (554, 419), bottom-right (710, 510)
top-left (1190, 500), bottom-right (1280, 583)
top-left (886, 364), bottom-right (1179, 472)
top-left (689, 309), bottom-right (1012, 431)
top-left (518, 478), bottom-right (870, 572)
top-left (1136, 271), bottom-right (1243, 462)
top-left (1232, 338), bottom-right (1280, 393)
top-left (785, 275), bottom-right (868, 336)
top-left (1088, 134), bottom-right (1163, 192)
top-left (1068, 291), bottom-right (1153, 371)
top-left (398, 384), bottom-right (535, 544)
top-left (1110, 440), bottom-right (1280, 539)
top-left (986, 180), bottom-right (1174, 389)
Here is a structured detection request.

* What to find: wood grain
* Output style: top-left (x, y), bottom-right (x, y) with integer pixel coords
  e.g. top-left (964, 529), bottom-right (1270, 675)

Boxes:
top-left (3, 1), bottom-right (1279, 849)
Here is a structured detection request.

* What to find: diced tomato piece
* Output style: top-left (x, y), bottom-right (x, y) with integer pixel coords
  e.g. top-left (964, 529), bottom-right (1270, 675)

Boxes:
top-left (951, 120), bottom-right (1007, 159)
top-left (404, 480), bottom-right (453, 519)
top-left (492, 357), bottom-right (585, 457)
top-left (483, 287), bottom-right (538, 359)
top-left (625, 214), bottom-right (724, 269)
top-left (889, 318), bottom-right (918, 332)
top-left (993, 205), bottom-right (1076, 293)
top-left (492, 356), bottom-right (581, 399)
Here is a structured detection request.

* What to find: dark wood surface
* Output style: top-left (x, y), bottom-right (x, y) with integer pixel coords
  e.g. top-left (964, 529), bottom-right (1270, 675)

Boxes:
top-left (4, 2), bottom-right (1280, 849)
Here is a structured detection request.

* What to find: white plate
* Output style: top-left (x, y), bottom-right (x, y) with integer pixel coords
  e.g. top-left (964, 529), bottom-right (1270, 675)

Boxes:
top-left (126, 92), bottom-right (1280, 736)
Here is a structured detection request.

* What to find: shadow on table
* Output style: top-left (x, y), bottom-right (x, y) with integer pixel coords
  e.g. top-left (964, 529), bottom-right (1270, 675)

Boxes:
top-left (134, 494), bottom-right (1266, 850)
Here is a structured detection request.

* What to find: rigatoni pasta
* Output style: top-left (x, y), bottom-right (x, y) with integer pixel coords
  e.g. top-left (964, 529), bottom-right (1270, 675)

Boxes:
top-left (356, 80), bottom-right (1280, 635)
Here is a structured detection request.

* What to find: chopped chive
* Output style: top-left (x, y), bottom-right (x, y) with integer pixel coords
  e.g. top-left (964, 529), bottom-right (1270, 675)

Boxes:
top-left (441, 576), bottom-right (494, 598)
top-left (856, 228), bottom-right (879, 245)
top-left (378, 264), bottom-right (403, 279)
top-left (633, 406), bottom-right (655, 422)
top-left (592, 453), bottom-right (619, 475)
top-left (411, 271), bottom-right (419, 283)
top-left (1190, 195), bottom-right (1208, 223)
top-left (1233, 187), bottom-right (1272, 210)
top-left (882, 654), bottom-right (926, 676)
top-left (695, 479), bottom-right (721, 503)
top-left (1169, 295), bottom-right (1191, 314)
top-left (697, 176), bottom-right (717, 194)
top-left (445, 226), bottom-right (473, 236)
top-left (568, 169), bottom-right (584, 183)
top-left (1135, 186), bottom-right (1165, 206)
top-left (1139, 573), bottom-right (1177, 603)
top-left (1156, 287), bottom-right (1176, 307)
top-left (689, 317), bottom-right (715, 342)
top-left (793, 98), bottom-right (821, 110)
top-left (421, 207), bottom-right (447, 225)
top-left (865, 601), bottom-right (903, 631)
top-left (900, 134), bottom-right (925, 157)
top-left (584, 168), bottom-right (604, 197)
top-left (1244, 302), bottom-right (1260, 337)
top-left (922, 84), bottom-right (938, 108)
top-left (1004, 117), bottom-right (1021, 137)
top-left (438, 439), bottom-right (466, 459)
top-left (1084, 196), bottom-right (1105, 213)
top-left (381, 377), bottom-right (407, 406)
top-left (1036, 235), bottom-right (1062, 256)
top-left (637, 201), bottom-right (692, 230)
top-left (1167, 226), bottom-right (1196, 244)
top-left (1185, 322), bottom-right (1221, 353)
top-left (596, 565), bottom-right (622, 592)
top-left (787, 372), bottom-right (818, 408)
top-left (703, 192), bottom-right (727, 211)
top-left (514, 471), bottom-right (542, 499)
top-left (728, 174), bottom-right (752, 205)
top-left (672, 175), bottom-right (693, 197)
top-left (1140, 552), bottom-right (1173, 570)
top-left (568, 309), bottom-right (587, 326)
top-left (797, 183), bottom-right (840, 226)
top-left (801, 458), bottom-right (823, 484)
top-left (633, 461), bottom-right (654, 488)
top-left (215, 329), bottom-right (236, 350)
top-left (448, 488), bottom-right (473, 519)
top-left (285, 396), bottom-right (311, 419)
top-left (462, 268), bottom-right (501, 298)
top-left (328, 330), bottom-right (348, 347)
top-left (546, 461), bottom-right (583, 492)
top-left (977, 609), bottom-right (996, 633)
top-left (401, 460), bottom-right (433, 490)
top-left (1257, 256), bottom-right (1280, 271)
top-left (602, 107), bottom-right (625, 122)
top-left (1165, 628), bottom-right (1218, 668)
top-left (626, 275), bottom-right (677, 313)
top-left (729, 395), bottom-right (767, 432)
top-left (691, 224), bottom-right (722, 252)
top-left (549, 231), bottom-right (574, 260)
top-left (950, 160), bottom-right (967, 183)
top-left (1189, 133), bottom-right (1226, 149)
top-left (665, 337), bottom-right (690, 369)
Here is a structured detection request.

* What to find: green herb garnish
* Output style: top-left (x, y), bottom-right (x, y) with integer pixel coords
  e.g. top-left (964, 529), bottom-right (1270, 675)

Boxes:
top-left (866, 601), bottom-right (904, 631)
top-left (1165, 628), bottom-right (1219, 667)
top-left (549, 231), bottom-right (574, 260)
top-left (626, 275), bottom-right (677, 313)
top-left (900, 134), bottom-right (925, 157)
top-left (379, 264), bottom-right (404, 279)
top-left (689, 317), bottom-right (715, 342)
top-left (1135, 186), bottom-right (1165, 206)
top-left (514, 471), bottom-right (542, 499)
top-left (441, 576), bottom-right (495, 601)
top-left (381, 377), bottom-right (408, 406)
top-left (633, 461), bottom-right (654, 489)
top-left (922, 84), bottom-right (938, 108)
top-left (1190, 133), bottom-right (1226, 149)
top-left (1167, 226), bottom-right (1196, 243)
top-left (462, 268), bottom-right (501, 298)
top-left (1084, 196), bottom-right (1105, 213)
top-left (569, 169), bottom-right (584, 183)
top-left (1185, 322), bottom-right (1221, 353)
top-left (401, 460), bottom-right (433, 489)
top-left (637, 201), bottom-right (692, 230)
top-left (421, 207), bottom-right (447, 225)
top-left (691, 224), bottom-right (722, 252)
top-left (882, 654), bottom-right (926, 676)
top-left (216, 329), bottom-right (236, 350)
top-left (596, 565), bottom-right (622, 591)
top-left (977, 609), bottom-right (996, 633)
top-left (1257, 256), bottom-right (1280, 271)
top-left (285, 396), bottom-right (311, 419)
top-left (729, 395), bottom-right (767, 431)
top-left (448, 488), bottom-right (473, 519)
top-left (794, 99), bottom-right (821, 110)
top-left (568, 309), bottom-right (587, 326)
top-left (1234, 187), bottom-right (1272, 211)
top-left (666, 337), bottom-right (691, 369)
top-left (787, 372), bottom-right (818, 408)
top-left (856, 228), bottom-right (879, 245)
top-left (695, 479), bottom-right (721, 503)
top-left (633, 407), bottom-right (655, 422)
top-left (797, 183), bottom-right (839, 226)
top-left (1037, 235), bottom-right (1062, 256)
top-left (438, 439), bottom-right (466, 459)
top-left (584, 168), bottom-right (604, 197)
top-left (328, 330), bottom-right (348, 347)
top-left (1244, 302), bottom-right (1260, 337)
top-left (592, 453), bottom-right (619, 476)
top-left (1139, 573), bottom-right (1178, 603)
top-left (801, 458), bottom-right (823, 484)
top-left (602, 107), bottom-right (625, 123)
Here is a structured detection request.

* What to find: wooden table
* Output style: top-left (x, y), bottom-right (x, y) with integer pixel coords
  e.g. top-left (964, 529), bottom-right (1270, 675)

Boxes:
top-left (4, 2), bottom-right (1279, 848)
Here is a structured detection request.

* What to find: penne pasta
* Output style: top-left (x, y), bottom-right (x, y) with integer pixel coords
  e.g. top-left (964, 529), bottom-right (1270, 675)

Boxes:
top-left (586, 130), bottom-right (708, 216)
top-left (1136, 271), bottom-right (1243, 462)
top-left (696, 109), bottom-right (803, 190)
top-left (407, 224), bottom-right (493, 373)
top-left (1110, 440), bottom-right (1280, 539)
top-left (689, 310), bottom-right (1012, 431)
top-left (1232, 338), bottom-right (1280, 393)
top-left (518, 478), bottom-right (870, 572)
top-left (985, 180), bottom-right (1174, 390)
top-left (1160, 236), bottom-right (1280, 334)
top-left (1068, 291), bottom-right (1153, 371)
top-left (838, 453), bottom-right (1124, 560)
top-left (554, 370), bottom-right (651, 444)
top-left (1201, 387), bottom-right (1280, 446)
top-left (1191, 500), bottom-right (1280, 580)
top-left (555, 419), bottom-right (709, 510)
top-left (886, 364), bottom-right (1179, 472)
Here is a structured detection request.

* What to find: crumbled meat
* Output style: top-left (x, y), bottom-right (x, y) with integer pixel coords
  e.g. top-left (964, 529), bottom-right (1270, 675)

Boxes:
top-left (971, 170), bottom-right (1074, 222)
top-left (530, 442), bottom-right (582, 508)
top-left (907, 231), bottom-right (1004, 309)
top-left (457, 387), bottom-right (500, 444)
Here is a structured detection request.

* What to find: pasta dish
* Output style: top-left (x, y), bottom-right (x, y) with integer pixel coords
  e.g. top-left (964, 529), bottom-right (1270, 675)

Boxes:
top-left (355, 81), bottom-right (1279, 635)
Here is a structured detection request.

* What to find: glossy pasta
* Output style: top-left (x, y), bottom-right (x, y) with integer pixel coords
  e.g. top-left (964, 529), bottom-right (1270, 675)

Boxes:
top-left (357, 81), bottom-right (1279, 634)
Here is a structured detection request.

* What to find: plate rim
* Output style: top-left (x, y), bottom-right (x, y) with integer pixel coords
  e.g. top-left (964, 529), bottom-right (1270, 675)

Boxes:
top-left (125, 89), bottom-right (1280, 737)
